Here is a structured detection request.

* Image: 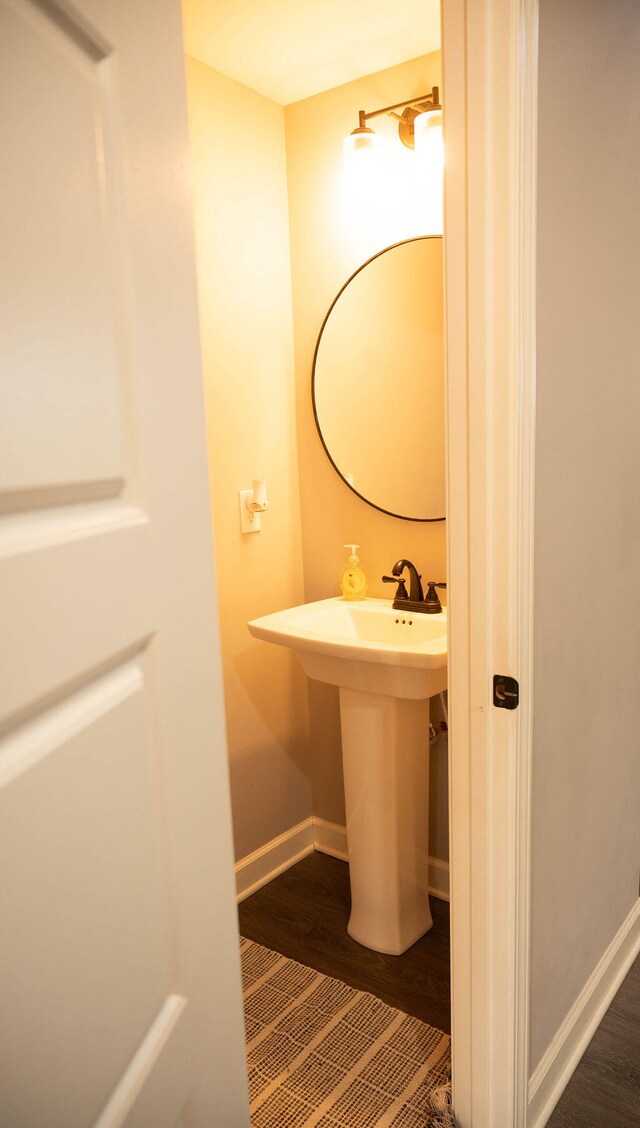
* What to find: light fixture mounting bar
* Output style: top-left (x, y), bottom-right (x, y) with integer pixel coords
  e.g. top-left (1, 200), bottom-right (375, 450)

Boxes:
top-left (358, 87), bottom-right (441, 130)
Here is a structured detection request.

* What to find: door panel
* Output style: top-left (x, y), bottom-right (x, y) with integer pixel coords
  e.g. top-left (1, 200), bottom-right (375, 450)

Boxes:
top-left (93, 996), bottom-right (190, 1128)
top-left (0, 0), bottom-right (250, 1124)
top-left (0, 0), bottom-right (126, 510)
top-left (0, 517), bottom-right (152, 729)
top-left (1, 662), bottom-right (170, 1128)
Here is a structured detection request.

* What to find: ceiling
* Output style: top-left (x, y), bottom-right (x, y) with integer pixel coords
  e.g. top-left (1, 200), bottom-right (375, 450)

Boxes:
top-left (182, 0), bottom-right (441, 106)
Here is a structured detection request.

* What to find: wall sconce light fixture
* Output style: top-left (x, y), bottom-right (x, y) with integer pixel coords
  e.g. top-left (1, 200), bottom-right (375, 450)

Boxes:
top-left (344, 86), bottom-right (441, 160)
top-left (343, 86), bottom-right (444, 239)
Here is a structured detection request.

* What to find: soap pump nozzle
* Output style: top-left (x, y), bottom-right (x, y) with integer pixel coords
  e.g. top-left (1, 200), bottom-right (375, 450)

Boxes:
top-left (344, 543), bottom-right (360, 565)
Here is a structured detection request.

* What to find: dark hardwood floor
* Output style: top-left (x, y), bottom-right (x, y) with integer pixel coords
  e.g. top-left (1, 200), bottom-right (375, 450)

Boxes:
top-left (238, 850), bottom-right (451, 1035)
top-left (547, 955), bottom-right (640, 1127)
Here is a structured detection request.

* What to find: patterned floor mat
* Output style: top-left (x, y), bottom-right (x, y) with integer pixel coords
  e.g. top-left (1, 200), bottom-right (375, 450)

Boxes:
top-left (241, 937), bottom-right (453, 1127)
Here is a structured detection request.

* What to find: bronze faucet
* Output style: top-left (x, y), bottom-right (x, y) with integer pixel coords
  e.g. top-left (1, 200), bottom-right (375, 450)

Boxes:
top-left (382, 559), bottom-right (446, 614)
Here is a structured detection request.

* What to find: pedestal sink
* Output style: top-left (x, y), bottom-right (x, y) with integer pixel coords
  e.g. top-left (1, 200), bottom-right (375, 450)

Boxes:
top-left (247, 597), bottom-right (448, 955)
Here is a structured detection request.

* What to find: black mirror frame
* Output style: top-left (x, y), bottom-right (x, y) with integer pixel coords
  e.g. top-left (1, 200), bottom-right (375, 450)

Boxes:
top-left (312, 235), bottom-right (446, 523)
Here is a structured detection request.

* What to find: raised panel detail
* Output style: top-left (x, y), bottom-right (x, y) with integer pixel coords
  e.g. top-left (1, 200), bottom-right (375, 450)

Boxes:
top-left (94, 996), bottom-right (190, 1128)
top-left (0, 0), bottom-right (127, 510)
top-left (0, 661), bottom-right (171, 1128)
top-left (0, 517), bottom-right (152, 732)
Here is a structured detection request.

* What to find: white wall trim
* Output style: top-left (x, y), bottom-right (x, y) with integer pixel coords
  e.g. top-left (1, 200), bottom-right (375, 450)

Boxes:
top-left (312, 817), bottom-right (349, 862)
top-left (235, 818), bottom-right (314, 902)
top-left (235, 817), bottom-right (450, 905)
top-left (427, 856), bottom-right (451, 903)
top-left (527, 898), bottom-right (640, 1128)
top-left (442, 1), bottom-right (539, 1124)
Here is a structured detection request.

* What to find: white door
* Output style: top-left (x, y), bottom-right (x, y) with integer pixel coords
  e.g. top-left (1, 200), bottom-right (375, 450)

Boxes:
top-left (0, 1), bottom-right (250, 1126)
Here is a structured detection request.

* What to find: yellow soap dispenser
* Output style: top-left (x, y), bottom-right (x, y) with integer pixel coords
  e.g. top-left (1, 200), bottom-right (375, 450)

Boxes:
top-left (340, 544), bottom-right (368, 601)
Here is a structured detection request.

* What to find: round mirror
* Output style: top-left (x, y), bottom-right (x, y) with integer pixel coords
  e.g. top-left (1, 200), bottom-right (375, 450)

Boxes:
top-left (312, 236), bottom-right (445, 522)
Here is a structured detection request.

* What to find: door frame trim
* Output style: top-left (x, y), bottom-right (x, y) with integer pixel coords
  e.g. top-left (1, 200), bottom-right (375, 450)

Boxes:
top-left (443, 1), bottom-right (539, 1124)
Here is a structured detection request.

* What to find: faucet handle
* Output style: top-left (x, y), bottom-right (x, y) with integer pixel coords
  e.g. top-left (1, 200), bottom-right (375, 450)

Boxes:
top-left (383, 575), bottom-right (409, 600)
top-left (424, 581), bottom-right (446, 613)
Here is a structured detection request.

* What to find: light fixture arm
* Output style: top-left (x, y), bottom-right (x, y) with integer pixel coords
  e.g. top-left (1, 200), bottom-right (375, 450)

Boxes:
top-left (358, 87), bottom-right (441, 127)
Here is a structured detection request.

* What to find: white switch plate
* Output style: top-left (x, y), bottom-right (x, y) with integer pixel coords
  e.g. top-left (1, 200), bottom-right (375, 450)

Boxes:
top-left (239, 489), bottom-right (261, 533)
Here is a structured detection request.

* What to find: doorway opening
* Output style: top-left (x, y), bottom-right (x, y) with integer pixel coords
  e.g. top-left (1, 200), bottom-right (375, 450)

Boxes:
top-left (181, 0), bottom-right (453, 1120)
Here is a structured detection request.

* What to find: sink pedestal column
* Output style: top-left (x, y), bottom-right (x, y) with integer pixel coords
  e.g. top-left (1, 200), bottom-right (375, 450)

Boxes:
top-left (339, 687), bottom-right (432, 956)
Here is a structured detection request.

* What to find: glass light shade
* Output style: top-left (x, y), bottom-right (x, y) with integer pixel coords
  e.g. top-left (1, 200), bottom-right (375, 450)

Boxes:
top-left (343, 129), bottom-right (396, 255)
top-left (414, 109), bottom-right (444, 163)
top-left (414, 109), bottom-right (444, 235)
top-left (343, 129), bottom-right (385, 176)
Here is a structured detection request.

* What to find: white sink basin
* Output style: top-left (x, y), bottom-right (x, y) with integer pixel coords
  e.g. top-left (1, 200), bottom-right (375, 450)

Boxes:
top-left (248, 597), bottom-right (447, 700)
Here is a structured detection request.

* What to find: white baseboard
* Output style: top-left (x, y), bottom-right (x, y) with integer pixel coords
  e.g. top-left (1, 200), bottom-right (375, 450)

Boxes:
top-left (235, 817), bottom-right (314, 902)
top-left (313, 817), bottom-right (450, 901)
top-left (527, 897), bottom-right (640, 1128)
top-left (426, 855), bottom-right (450, 902)
top-left (235, 816), bottom-right (451, 904)
top-left (312, 817), bottom-right (349, 862)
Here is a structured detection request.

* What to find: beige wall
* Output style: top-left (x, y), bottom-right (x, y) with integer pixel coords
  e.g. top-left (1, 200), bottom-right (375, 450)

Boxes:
top-left (185, 58), bottom-right (312, 861)
top-left (530, 0), bottom-right (640, 1073)
top-left (285, 54), bottom-right (449, 850)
